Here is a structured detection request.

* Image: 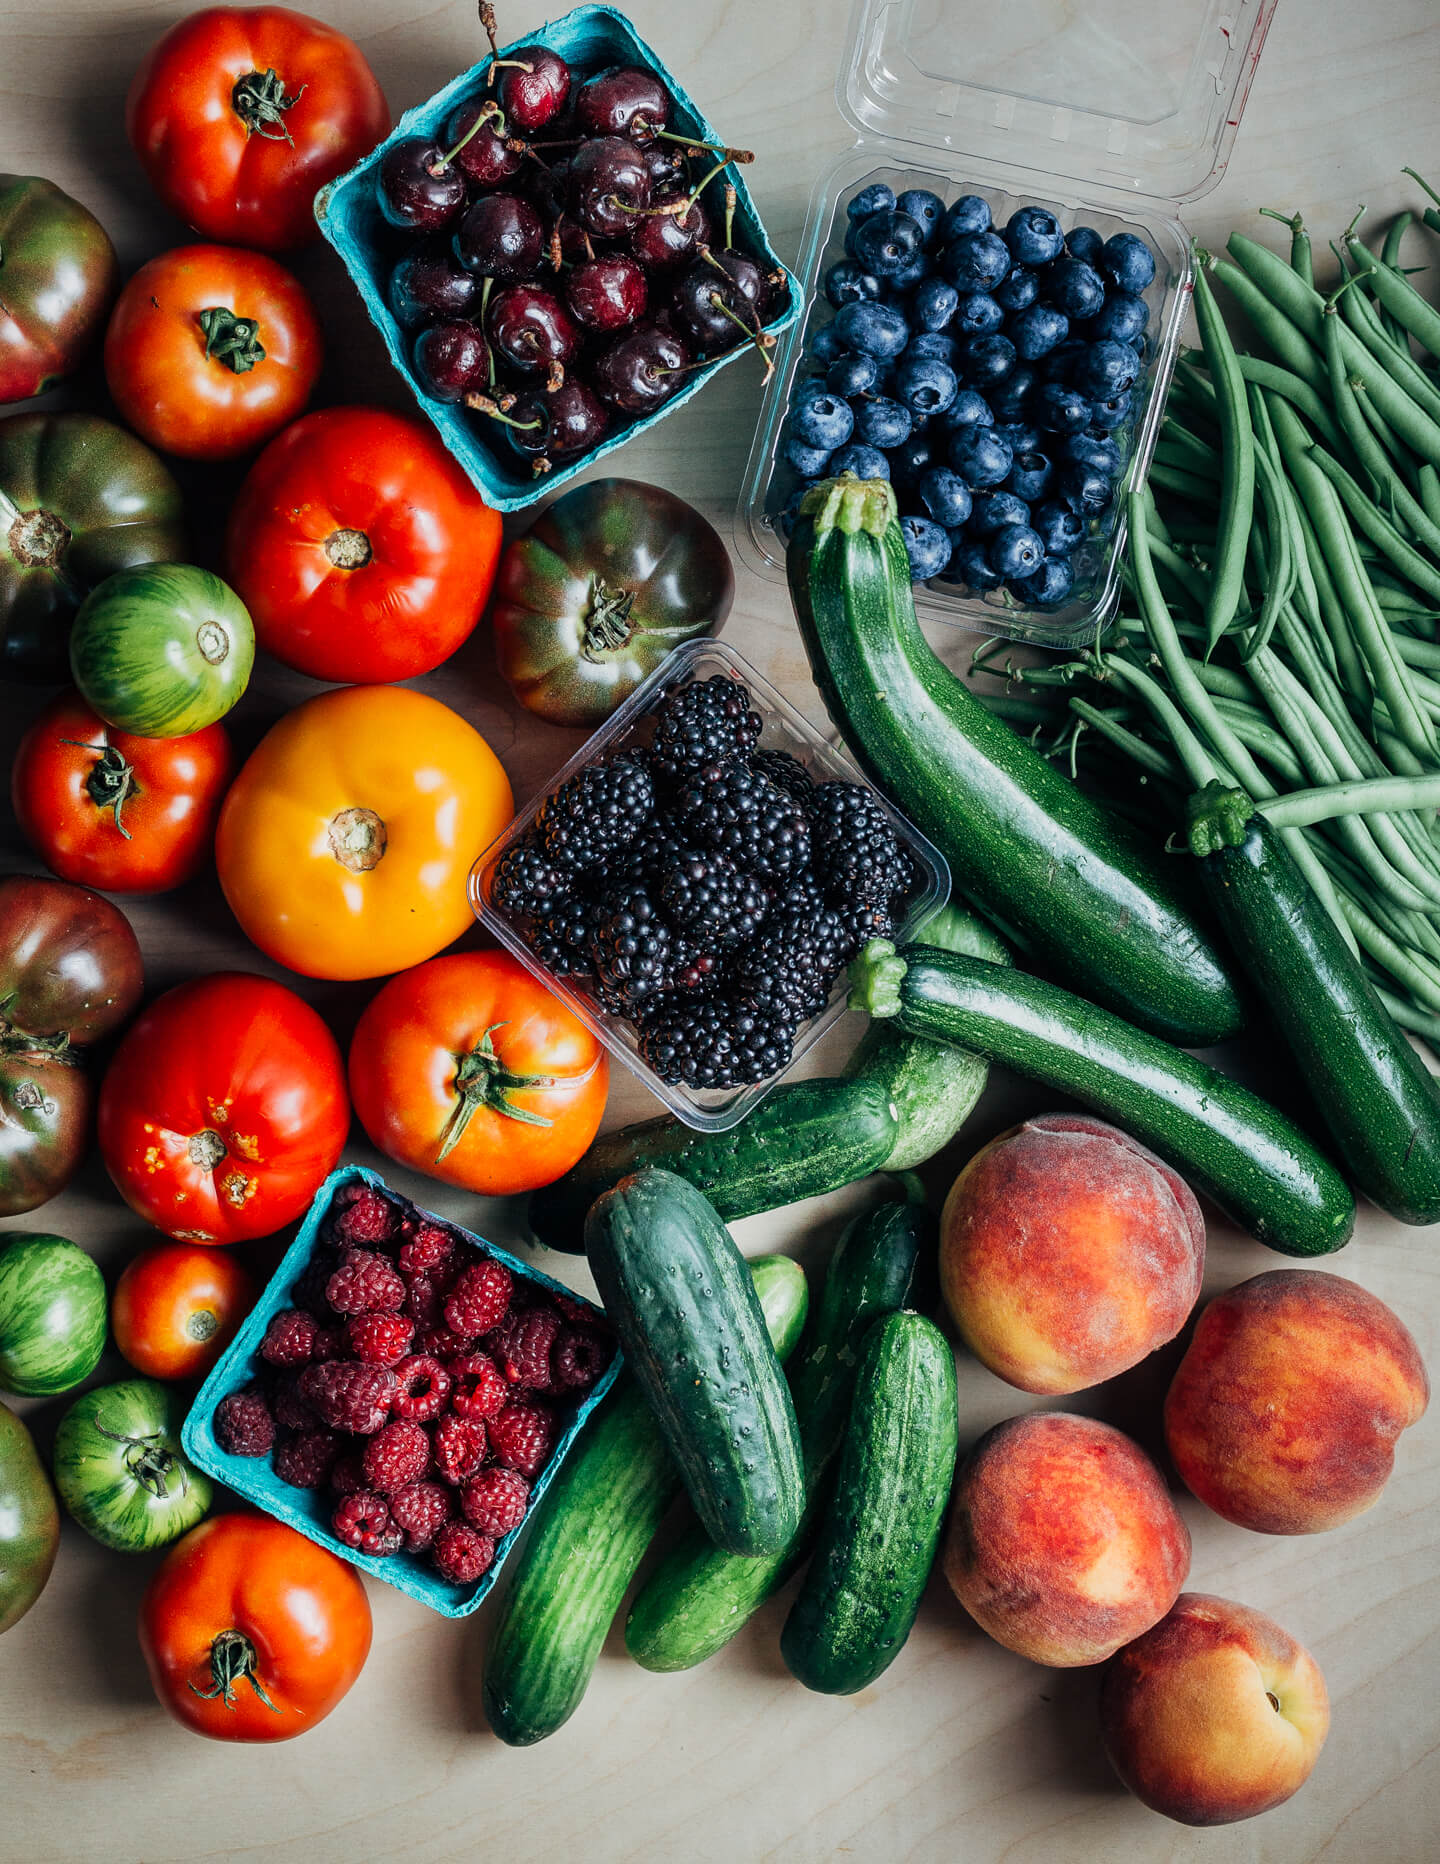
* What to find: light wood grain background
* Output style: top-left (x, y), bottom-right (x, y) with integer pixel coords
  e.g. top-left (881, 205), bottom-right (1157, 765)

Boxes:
top-left (1, 2), bottom-right (1438, 1859)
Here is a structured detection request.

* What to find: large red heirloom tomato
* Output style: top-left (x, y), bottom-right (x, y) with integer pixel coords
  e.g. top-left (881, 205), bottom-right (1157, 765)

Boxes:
top-left (98, 972), bottom-right (348, 1243)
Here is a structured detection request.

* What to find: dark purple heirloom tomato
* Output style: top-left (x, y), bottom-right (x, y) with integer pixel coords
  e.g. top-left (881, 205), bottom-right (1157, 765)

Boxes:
top-left (0, 175), bottom-right (119, 403)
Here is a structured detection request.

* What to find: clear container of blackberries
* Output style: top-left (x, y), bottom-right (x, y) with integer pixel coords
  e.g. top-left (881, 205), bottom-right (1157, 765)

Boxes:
top-left (736, 0), bottom-right (1276, 647)
top-left (471, 639), bottom-right (949, 1131)
top-left (315, 5), bottom-right (801, 512)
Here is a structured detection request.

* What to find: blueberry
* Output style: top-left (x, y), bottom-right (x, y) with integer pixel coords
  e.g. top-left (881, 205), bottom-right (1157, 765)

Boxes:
top-left (912, 276), bottom-right (959, 331)
top-left (987, 366), bottom-right (1036, 423)
top-left (949, 425), bottom-right (1013, 487)
top-left (901, 514), bottom-right (951, 581)
top-left (903, 332), bottom-right (958, 366)
top-left (1065, 432), bottom-right (1123, 478)
top-left (1033, 499), bottom-right (1086, 555)
top-left (807, 324), bottom-right (849, 365)
top-left (1033, 382), bottom-right (1092, 433)
top-left (941, 388), bottom-right (995, 432)
top-left (854, 210), bottom-right (926, 278)
top-left (1057, 459), bottom-right (1113, 514)
top-left (1074, 337), bottom-right (1140, 399)
top-left (896, 189), bottom-right (945, 244)
top-left (953, 292), bottom-right (1005, 335)
top-left (830, 442), bottom-right (890, 480)
top-left (960, 333), bottom-right (1017, 387)
top-left (993, 421), bottom-right (1041, 455)
top-left (918, 466), bottom-right (973, 528)
top-left (1088, 390), bottom-right (1134, 431)
top-left (994, 266), bottom-right (1040, 313)
top-left (793, 371), bottom-right (837, 405)
top-left (894, 355), bottom-right (958, 416)
top-left (1129, 333), bottom-right (1151, 365)
top-left (1016, 555), bottom-right (1075, 606)
top-left (989, 522), bottom-right (1045, 580)
top-left (824, 260), bottom-right (883, 309)
top-left (1086, 290), bottom-right (1148, 344)
top-left (789, 392), bottom-right (854, 452)
top-left (853, 395), bottom-right (913, 449)
top-left (847, 183), bottom-right (896, 222)
top-left (1009, 302), bottom-right (1070, 361)
top-left (834, 300), bottom-right (911, 359)
top-left (1043, 258), bottom-right (1106, 320)
top-left (943, 231), bottom-right (1011, 292)
top-left (969, 489), bottom-right (1030, 536)
top-left (843, 221), bottom-right (862, 259)
top-left (887, 252), bottom-right (931, 293)
top-left (1066, 225), bottom-right (1104, 265)
top-left (940, 194), bottom-right (991, 242)
top-left (827, 352), bottom-right (881, 398)
top-left (1004, 205), bottom-right (1065, 266)
top-left (949, 537), bottom-right (1003, 590)
top-left (783, 435), bottom-right (832, 478)
top-left (1007, 451), bottom-right (1053, 502)
top-left (889, 433), bottom-right (934, 489)
top-left (1101, 232), bottom-right (1157, 294)
top-left (1037, 337), bottom-right (1087, 383)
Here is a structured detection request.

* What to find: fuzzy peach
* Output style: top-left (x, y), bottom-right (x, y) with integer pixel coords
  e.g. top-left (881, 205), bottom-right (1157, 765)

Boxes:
top-left (1164, 1269), bottom-right (1428, 1535)
top-left (939, 1113), bottom-right (1205, 1395)
top-left (1099, 1593), bottom-right (1330, 1825)
top-left (941, 1411), bottom-right (1190, 1666)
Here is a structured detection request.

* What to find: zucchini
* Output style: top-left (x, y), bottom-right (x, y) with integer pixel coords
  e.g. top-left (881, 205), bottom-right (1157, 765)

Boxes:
top-left (529, 1074), bottom-right (899, 1253)
top-left (1189, 784), bottom-right (1440, 1224)
top-left (786, 475), bottom-right (1244, 1047)
top-left (482, 1254), bottom-right (807, 1746)
top-left (583, 1170), bottom-right (803, 1557)
top-left (625, 1197), bottom-right (929, 1672)
top-left (780, 1310), bottom-right (957, 1695)
top-left (850, 940), bottom-right (1355, 1258)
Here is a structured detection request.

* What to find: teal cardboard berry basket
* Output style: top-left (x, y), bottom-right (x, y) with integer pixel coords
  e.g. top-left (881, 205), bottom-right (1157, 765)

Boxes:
top-left (182, 1165), bottom-right (621, 1618)
top-left (314, 4), bottom-right (801, 512)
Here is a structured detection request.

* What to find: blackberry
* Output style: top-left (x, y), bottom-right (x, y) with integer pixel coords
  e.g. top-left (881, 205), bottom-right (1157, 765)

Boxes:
top-left (648, 674), bottom-right (762, 781)
top-left (666, 935), bottom-right (725, 996)
top-left (771, 865), bottom-right (825, 917)
top-left (588, 886), bottom-right (674, 1008)
top-left (752, 748), bottom-right (816, 806)
top-left (619, 819), bottom-right (690, 885)
top-left (676, 765), bottom-right (811, 877)
top-left (519, 895), bottom-right (596, 976)
top-left (734, 903), bottom-right (850, 1018)
top-left (655, 850), bottom-right (770, 948)
top-left (811, 782), bottom-right (908, 906)
top-left (537, 755), bottom-right (653, 869)
top-left (639, 995), bottom-right (800, 1088)
top-left (490, 832), bottom-right (572, 918)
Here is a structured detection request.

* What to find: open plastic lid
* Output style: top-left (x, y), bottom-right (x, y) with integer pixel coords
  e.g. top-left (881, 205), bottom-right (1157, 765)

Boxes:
top-left (838, 0), bottom-right (1279, 206)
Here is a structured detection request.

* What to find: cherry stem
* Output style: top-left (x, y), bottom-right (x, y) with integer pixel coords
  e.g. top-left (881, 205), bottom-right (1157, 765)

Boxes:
top-left (479, 1), bottom-right (501, 78)
top-left (545, 360), bottom-right (565, 392)
top-left (435, 1021), bottom-right (558, 1163)
top-left (480, 276), bottom-right (495, 387)
top-left (491, 59), bottom-right (535, 74)
top-left (63, 739), bottom-right (138, 841)
top-left (646, 127), bottom-right (753, 164)
top-left (197, 307), bottom-right (265, 374)
top-left (724, 183), bottom-right (737, 251)
top-left (433, 99), bottom-right (505, 172)
top-left (465, 393), bottom-right (542, 431)
top-left (708, 292), bottom-right (775, 381)
top-left (190, 1630), bottom-right (279, 1714)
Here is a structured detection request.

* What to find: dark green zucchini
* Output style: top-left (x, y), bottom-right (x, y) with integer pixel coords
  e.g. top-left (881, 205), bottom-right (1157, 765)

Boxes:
top-left (849, 939), bottom-right (1354, 1257)
top-left (583, 1170), bottom-right (803, 1557)
top-left (1189, 784), bottom-right (1440, 1224)
top-left (529, 1075), bottom-right (900, 1253)
top-left (786, 474), bottom-right (1243, 1046)
top-left (780, 1310), bottom-right (957, 1695)
top-left (482, 1254), bottom-right (807, 1747)
top-left (625, 1197), bottom-right (930, 1672)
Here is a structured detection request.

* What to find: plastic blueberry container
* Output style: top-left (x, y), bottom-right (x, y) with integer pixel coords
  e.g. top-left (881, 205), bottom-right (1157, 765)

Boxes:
top-left (182, 1165), bottom-right (622, 1619)
top-left (314, 3), bottom-right (801, 514)
top-left (736, 0), bottom-right (1278, 647)
top-left (470, 637), bottom-right (950, 1133)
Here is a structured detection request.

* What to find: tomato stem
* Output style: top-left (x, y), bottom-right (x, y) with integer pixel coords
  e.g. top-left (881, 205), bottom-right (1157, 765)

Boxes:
top-left (435, 1022), bottom-right (558, 1163)
top-left (190, 1629), bottom-right (279, 1713)
top-left (90, 1415), bottom-right (189, 1501)
top-left (581, 580), bottom-right (637, 657)
top-left (198, 307), bottom-right (266, 375)
top-left (63, 739), bottom-right (139, 841)
top-left (232, 68), bottom-right (305, 144)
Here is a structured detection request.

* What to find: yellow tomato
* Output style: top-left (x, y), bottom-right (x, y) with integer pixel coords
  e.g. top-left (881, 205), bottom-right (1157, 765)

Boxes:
top-left (214, 685), bottom-right (512, 980)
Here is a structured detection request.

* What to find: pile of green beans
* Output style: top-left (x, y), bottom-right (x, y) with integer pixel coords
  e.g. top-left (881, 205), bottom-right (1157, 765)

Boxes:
top-left (971, 175), bottom-right (1440, 1051)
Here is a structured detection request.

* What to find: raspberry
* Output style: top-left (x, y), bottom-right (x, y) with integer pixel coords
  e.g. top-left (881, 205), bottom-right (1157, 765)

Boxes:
top-left (326, 1249), bottom-right (405, 1316)
top-left (489, 1399), bottom-right (555, 1479)
top-left (444, 1258), bottom-right (513, 1337)
top-left (488, 1306), bottom-right (560, 1390)
top-left (329, 1184), bottom-right (400, 1248)
top-left (553, 1291), bottom-right (599, 1326)
top-left (449, 1352), bottom-right (508, 1421)
top-left (274, 1428), bottom-right (341, 1489)
top-left (299, 1361), bottom-right (396, 1434)
top-left (214, 1387), bottom-right (275, 1456)
top-left (362, 1418), bottom-right (430, 1493)
top-left (291, 1249), bottom-right (343, 1318)
top-left (259, 1307), bottom-right (321, 1369)
top-left (460, 1466), bottom-right (530, 1537)
top-left (389, 1480), bottom-right (453, 1551)
top-left (270, 1381), bottom-right (318, 1432)
top-left (415, 1323), bottom-right (475, 1360)
top-left (402, 1271), bottom-right (444, 1331)
top-left (330, 1451), bottom-right (367, 1496)
top-left (553, 1325), bottom-right (611, 1392)
top-left (332, 1491), bottom-right (402, 1557)
top-left (398, 1221), bottom-right (454, 1275)
top-left (393, 1355), bottom-right (451, 1422)
top-left (432, 1521), bottom-right (495, 1584)
top-left (346, 1311), bottom-right (415, 1366)
top-left (431, 1414), bottom-right (487, 1485)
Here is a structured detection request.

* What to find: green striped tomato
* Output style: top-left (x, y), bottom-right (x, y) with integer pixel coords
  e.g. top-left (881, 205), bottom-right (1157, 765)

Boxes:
top-left (0, 1232), bottom-right (107, 1396)
top-left (0, 1400), bottom-right (60, 1634)
top-left (53, 1378), bottom-right (211, 1553)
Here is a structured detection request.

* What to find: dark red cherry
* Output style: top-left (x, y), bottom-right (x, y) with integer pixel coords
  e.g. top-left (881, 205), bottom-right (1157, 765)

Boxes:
top-left (576, 65), bottom-right (672, 143)
top-left (389, 244), bottom-right (481, 330)
top-left (377, 137), bottom-right (467, 232)
top-left (414, 322), bottom-right (491, 402)
top-left (444, 97), bottom-right (524, 189)
top-left (569, 135), bottom-right (651, 238)
top-left (592, 323), bottom-right (692, 413)
top-left (488, 284), bottom-right (580, 375)
top-left (495, 45), bottom-right (572, 133)
top-left (534, 378), bottom-right (611, 457)
top-left (565, 255), bottom-right (648, 333)
top-left (709, 247), bottom-right (766, 307)
top-left (629, 190), bottom-right (710, 270)
top-left (671, 262), bottom-right (753, 349)
top-left (642, 141), bottom-right (689, 189)
top-left (454, 192), bottom-right (545, 279)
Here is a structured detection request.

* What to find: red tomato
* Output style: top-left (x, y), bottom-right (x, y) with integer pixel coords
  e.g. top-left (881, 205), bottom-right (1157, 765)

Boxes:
top-left (126, 6), bottom-right (390, 251)
top-left (12, 689), bottom-right (234, 894)
top-left (98, 972), bottom-right (349, 1244)
top-left (348, 951), bottom-right (609, 1195)
top-left (103, 244), bottom-right (322, 461)
top-left (225, 407), bottom-right (504, 682)
top-left (112, 1243), bottom-right (256, 1380)
top-left (140, 1514), bottom-right (372, 1742)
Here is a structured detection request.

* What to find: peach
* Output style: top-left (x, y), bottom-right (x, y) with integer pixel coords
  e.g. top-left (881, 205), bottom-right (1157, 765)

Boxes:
top-left (939, 1113), bottom-right (1204, 1395)
top-left (1164, 1269), bottom-right (1429, 1534)
top-left (1099, 1593), bottom-right (1330, 1825)
top-left (941, 1411), bottom-right (1190, 1666)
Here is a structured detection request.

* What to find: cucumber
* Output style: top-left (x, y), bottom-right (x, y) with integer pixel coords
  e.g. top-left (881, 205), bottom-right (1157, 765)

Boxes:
top-left (786, 475), bottom-right (1244, 1046)
top-left (584, 1170), bottom-right (804, 1557)
top-left (482, 1254), bottom-right (807, 1747)
top-left (780, 1310), bottom-right (958, 1695)
top-left (1189, 784), bottom-right (1440, 1224)
top-left (850, 940), bottom-right (1355, 1258)
top-left (625, 1197), bottom-right (929, 1672)
top-left (528, 1074), bottom-right (900, 1253)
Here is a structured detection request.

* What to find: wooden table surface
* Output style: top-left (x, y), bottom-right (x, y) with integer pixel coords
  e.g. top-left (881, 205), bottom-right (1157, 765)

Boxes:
top-left (2, 1), bottom-right (1438, 1858)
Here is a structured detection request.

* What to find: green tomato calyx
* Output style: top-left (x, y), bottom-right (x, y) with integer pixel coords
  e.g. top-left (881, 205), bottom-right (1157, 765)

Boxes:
top-left (580, 579), bottom-right (637, 658)
top-left (231, 68), bottom-right (305, 145)
top-left (198, 307), bottom-right (266, 376)
top-left (64, 738), bottom-right (139, 841)
top-left (190, 1629), bottom-right (279, 1713)
top-left (435, 1021), bottom-right (559, 1163)
top-left (90, 1414), bottom-right (189, 1501)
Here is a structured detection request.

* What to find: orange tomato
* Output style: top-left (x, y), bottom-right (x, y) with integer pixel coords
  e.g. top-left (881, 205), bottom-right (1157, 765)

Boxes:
top-left (111, 1242), bottom-right (256, 1380)
top-left (214, 684), bottom-right (513, 980)
top-left (349, 951), bottom-right (609, 1195)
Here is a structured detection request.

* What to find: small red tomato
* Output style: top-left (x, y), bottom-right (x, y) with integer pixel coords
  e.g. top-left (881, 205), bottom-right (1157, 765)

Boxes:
top-left (112, 1243), bottom-right (256, 1380)
top-left (12, 690), bottom-right (233, 894)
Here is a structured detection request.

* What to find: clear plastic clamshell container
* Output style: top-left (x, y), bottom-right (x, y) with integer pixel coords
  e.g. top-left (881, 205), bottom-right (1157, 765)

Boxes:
top-left (737, 0), bottom-right (1278, 647)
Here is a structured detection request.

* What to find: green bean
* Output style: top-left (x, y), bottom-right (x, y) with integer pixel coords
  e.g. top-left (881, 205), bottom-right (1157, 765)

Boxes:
top-left (1194, 258), bottom-right (1256, 654)
top-left (1267, 397), bottom-right (1371, 700)
top-left (1231, 355), bottom-right (1349, 456)
top-left (1210, 698), bottom-right (1308, 781)
top-left (1306, 447), bottom-right (1440, 601)
top-left (1346, 236), bottom-right (1440, 362)
top-left (1378, 214), bottom-right (1415, 350)
top-left (1227, 231), bottom-right (1324, 345)
top-left (1243, 391), bottom-right (1298, 660)
top-left (1097, 654), bottom-right (1221, 789)
top-left (1155, 437), bottom-right (1220, 479)
top-left (1421, 464), bottom-right (1440, 531)
top-left (1338, 321), bottom-right (1440, 470)
top-left (1370, 982), bottom-right (1440, 1052)
top-left (1148, 462), bottom-right (1218, 504)
top-left (1065, 699), bottom-right (1183, 782)
top-left (1339, 267), bottom-right (1440, 425)
top-left (1263, 772), bottom-right (1440, 829)
top-left (1334, 888), bottom-right (1440, 1009)
top-left (1211, 259), bottom-right (1327, 391)
top-left (1259, 207), bottom-right (1313, 287)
